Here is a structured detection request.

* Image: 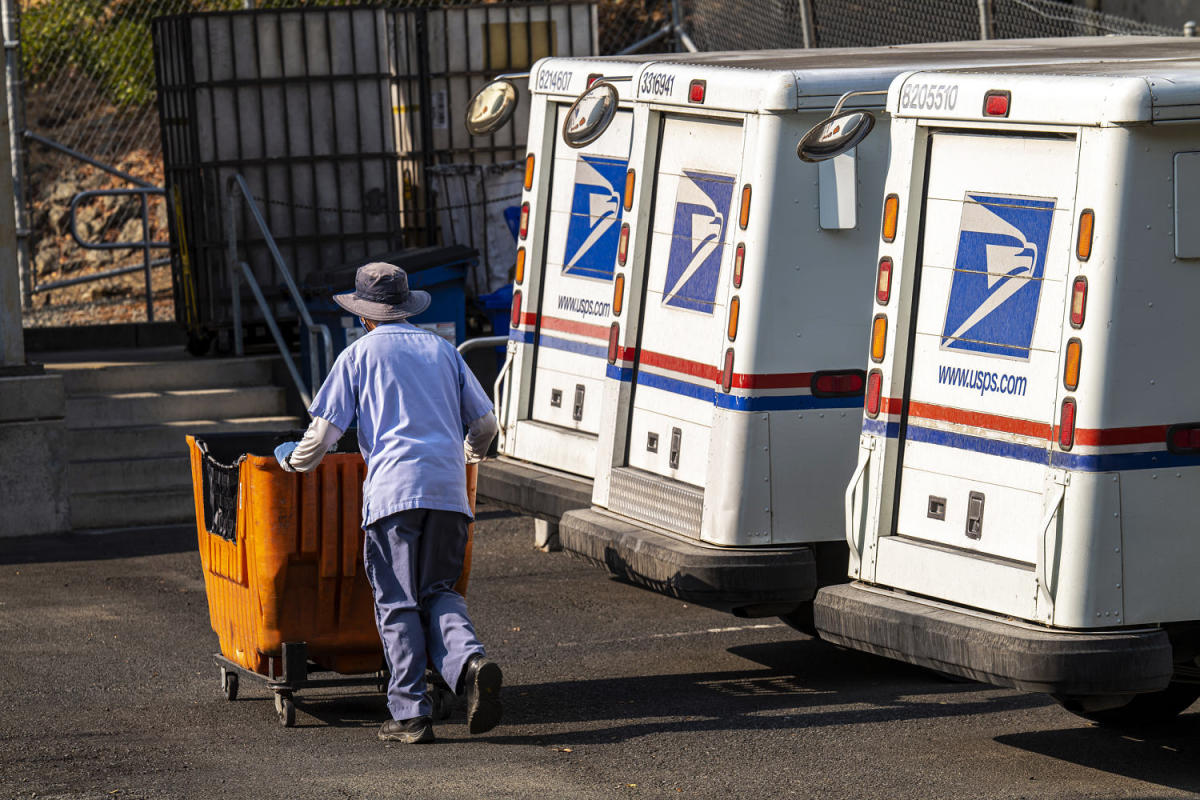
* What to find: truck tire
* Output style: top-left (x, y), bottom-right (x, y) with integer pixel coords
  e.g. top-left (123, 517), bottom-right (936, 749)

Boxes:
top-left (1055, 682), bottom-right (1200, 726)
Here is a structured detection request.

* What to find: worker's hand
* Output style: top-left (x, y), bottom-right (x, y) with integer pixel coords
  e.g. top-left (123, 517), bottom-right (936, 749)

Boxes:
top-left (274, 441), bottom-right (299, 472)
top-left (464, 439), bottom-right (486, 465)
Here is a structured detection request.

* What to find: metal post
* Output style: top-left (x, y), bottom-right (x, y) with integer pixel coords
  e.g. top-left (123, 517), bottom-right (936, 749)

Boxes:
top-left (977, 0), bottom-right (994, 40)
top-left (1, 0), bottom-right (29, 313)
top-left (670, 0), bottom-right (684, 53)
top-left (797, 0), bottom-right (815, 49)
top-left (1186, 21), bottom-right (1197, 37)
top-left (0, 45), bottom-right (21, 367)
top-left (140, 193), bottom-right (154, 322)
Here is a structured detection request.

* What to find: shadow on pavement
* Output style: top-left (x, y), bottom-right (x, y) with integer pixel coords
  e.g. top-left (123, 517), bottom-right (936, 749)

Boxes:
top-left (996, 721), bottom-right (1200, 795)
top-left (0, 525), bottom-right (197, 565)
top-left (480, 636), bottom-right (1050, 746)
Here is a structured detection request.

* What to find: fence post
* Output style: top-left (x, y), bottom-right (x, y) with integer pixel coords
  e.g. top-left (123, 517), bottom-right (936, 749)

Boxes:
top-left (977, 0), bottom-right (994, 40)
top-left (1, 0), bottom-right (28, 313)
top-left (797, 0), bottom-right (815, 48)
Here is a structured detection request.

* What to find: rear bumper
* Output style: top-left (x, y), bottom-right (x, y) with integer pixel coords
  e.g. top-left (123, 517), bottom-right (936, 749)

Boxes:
top-left (814, 583), bottom-right (1173, 696)
top-left (559, 507), bottom-right (817, 614)
top-left (476, 457), bottom-right (592, 521)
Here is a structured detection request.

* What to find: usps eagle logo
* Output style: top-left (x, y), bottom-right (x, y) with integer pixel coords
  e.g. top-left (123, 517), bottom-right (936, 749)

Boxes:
top-left (562, 155), bottom-right (628, 281)
top-left (940, 193), bottom-right (1056, 360)
top-left (662, 170), bottom-right (735, 314)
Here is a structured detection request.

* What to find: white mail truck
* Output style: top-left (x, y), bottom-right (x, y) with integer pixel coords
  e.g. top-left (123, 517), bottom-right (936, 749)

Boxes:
top-left (813, 56), bottom-right (1200, 723)
top-left (553, 39), bottom-right (1200, 623)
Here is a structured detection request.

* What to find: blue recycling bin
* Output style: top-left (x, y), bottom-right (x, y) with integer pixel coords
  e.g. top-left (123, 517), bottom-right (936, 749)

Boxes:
top-left (476, 283), bottom-right (513, 370)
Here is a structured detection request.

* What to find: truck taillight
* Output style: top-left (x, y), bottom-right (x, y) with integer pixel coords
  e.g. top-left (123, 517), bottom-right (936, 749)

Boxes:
top-left (624, 169), bottom-right (635, 212)
top-left (1168, 424), bottom-right (1200, 453)
top-left (1059, 398), bottom-right (1076, 450)
top-left (618, 223), bottom-right (629, 265)
top-left (689, 80), bottom-right (706, 104)
top-left (613, 273), bottom-right (625, 316)
top-left (733, 243), bottom-right (745, 288)
top-left (1063, 338), bottom-right (1081, 391)
top-left (870, 315), bottom-right (887, 362)
top-left (727, 297), bottom-right (740, 341)
top-left (607, 322), bottom-right (620, 364)
top-left (519, 202), bottom-right (529, 239)
top-left (812, 370), bottom-right (866, 398)
top-left (515, 247), bottom-right (526, 283)
top-left (524, 155), bottom-right (535, 190)
top-left (739, 184), bottom-right (752, 230)
top-left (1076, 209), bottom-right (1094, 261)
top-left (882, 194), bottom-right (898, 242)
top-left (984, 90), bottom-right (1011, 117)
top-left (511, 290), bottom-right (523, 328)
top-left (876, 257), bottom-right (893, 305)
top-left (866, 369), bottom-right (882, 418)
top-left (721, 348), bottom-right (734, 393)
top-left (1070, 277), bottom-right (1087, 328)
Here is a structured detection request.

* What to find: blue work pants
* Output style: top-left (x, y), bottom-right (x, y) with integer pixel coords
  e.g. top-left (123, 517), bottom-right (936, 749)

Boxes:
top-left (363, 508), bottom-right (484, 720)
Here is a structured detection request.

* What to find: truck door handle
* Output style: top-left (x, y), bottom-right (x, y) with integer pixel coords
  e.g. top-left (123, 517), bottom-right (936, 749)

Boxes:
top-left (669, 427), bottom-right (682, 469)
top-left (572, 384), bottom-right (585, 421)
top-left (965, 491), bottom-right (985, 540)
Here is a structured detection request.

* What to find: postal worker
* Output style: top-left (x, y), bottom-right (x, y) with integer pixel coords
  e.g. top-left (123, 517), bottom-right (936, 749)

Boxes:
top-left (274, 262), bottom-right (502, 744)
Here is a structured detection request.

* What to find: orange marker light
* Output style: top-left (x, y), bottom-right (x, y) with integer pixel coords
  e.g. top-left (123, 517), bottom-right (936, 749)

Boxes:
top-left (1064, 338), bottom-right (1082, 391)
top-left (624, 169), bottom-right (636, 212)
top-left (727, 296), bottom-right (740, 342)
top-left (1077, 209), bottom-right (1094, 262)
top-left (739, 184), bottom-right (752, 230)
top-left (524, 154), bottom-right (535, 191)
top-left (870, 315), bottom-right (887, 362)
top-left (882, 194), bottom-right (899, 242)
top-left (613, 273), bottom-right (625, 316)
top-left (515, 247), bottom-right (526, 284)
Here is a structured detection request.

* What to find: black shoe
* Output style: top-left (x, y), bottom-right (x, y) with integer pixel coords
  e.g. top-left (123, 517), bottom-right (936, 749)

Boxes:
top-left (378, 716), bottom-right (435, 744)
top-left (460, 655), bottom-right (503, 734)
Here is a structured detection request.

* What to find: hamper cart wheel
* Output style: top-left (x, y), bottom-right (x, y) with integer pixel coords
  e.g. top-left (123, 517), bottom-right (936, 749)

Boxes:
top-left (220, 667), bottom-right (239, 701)
top-left (274, 692), bottom-right (295, 727)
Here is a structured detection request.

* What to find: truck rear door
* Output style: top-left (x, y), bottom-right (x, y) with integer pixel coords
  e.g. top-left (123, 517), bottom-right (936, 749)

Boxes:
top-left (624, 115), bottom-right (744, 489)
top-left (896, 131), bottom-right (1077, 565)
top-left (529, 105), bottom-right (633, 433)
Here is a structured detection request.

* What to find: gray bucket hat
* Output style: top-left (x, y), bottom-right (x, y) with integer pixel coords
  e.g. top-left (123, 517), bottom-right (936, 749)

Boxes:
top-left (333, 262), bottom-right (431, 321)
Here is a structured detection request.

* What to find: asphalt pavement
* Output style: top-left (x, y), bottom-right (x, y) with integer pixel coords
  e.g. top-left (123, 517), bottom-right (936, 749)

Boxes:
top-left (3, 502), bottom-right (1200, 799)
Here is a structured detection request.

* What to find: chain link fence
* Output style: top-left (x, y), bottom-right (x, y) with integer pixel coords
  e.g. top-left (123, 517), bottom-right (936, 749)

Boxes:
top-left (10, 0), bottom-right (1193, 328)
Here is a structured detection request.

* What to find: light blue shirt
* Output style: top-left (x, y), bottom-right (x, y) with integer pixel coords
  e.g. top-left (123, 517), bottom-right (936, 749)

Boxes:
top-left (308, 322), bottom-right (494, 526)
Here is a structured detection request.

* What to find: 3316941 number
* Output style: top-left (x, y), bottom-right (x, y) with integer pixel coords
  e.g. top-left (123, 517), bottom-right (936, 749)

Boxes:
top-left (899, 83), bottom-right (959, 112)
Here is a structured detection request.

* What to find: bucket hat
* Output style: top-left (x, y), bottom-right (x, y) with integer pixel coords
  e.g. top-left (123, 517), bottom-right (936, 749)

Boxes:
top-left (333, 262), bottom-right (431, 321)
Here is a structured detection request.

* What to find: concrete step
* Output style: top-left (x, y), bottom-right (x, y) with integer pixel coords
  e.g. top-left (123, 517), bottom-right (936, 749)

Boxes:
top-left (47, 354), bottom-right (280, 394)
top-left (67, 416), bottom-right (303, 461)
top-left (69, 455), bottom-right (194, 495)
top-left (70, 487), bottom-right (196, 530)
top-left (66, 386), bottom-right (287, 429)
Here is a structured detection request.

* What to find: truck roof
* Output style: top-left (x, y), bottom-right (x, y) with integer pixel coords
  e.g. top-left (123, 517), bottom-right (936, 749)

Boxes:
top-left (891, 56), bottom-right (1200, 124)
top-left (533, 37), bottom-right (1200, 112)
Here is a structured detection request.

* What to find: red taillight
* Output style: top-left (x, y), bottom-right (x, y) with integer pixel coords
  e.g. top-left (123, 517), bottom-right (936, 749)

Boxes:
top-left (1059, 398), bottom-right (1076, 450)
top-left (1070, 276), bottom-right (1087, 328)
top-left (519, 202), bottom-right (529, 239)
top-left (984, 90), bottom-right (1010, 117)
top-left (689, 80), bottom-right (706, 103)
top-left (812, 370), bottom-right (866, 398)
top-left (618, 223), bottom-right (629, 265)
top-left (721, 348), bottom-right (734, 393)
top-left (510, 289), bottom-right (523, 328)
top-left (607, 322), bottom-right (620, 364)
top-left (876, 257), bottom-right (893, 305)
top-left (866, 370), bottom-right (882, 418)
top-left (733, 243), bottom-right (745, 288)
top-left (1169, 424), bottom-right (1200, 453)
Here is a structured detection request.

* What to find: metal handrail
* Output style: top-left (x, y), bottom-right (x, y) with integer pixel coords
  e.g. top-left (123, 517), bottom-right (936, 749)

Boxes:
top-left (226, 173), bottom-right (333, 397)
top-left (65, 187), bottom-right (170, 321)
top-left (238, 261), bottom-right (312, 408)
top-left (457, 335), bottom-right (513, 448)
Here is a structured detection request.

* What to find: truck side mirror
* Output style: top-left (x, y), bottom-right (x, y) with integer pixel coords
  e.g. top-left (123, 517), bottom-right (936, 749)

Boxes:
top-left (562, 81), bottom-right (619, 149)
top-left (466, 79), bottom-right (520, 136)
top-left (797, 110), bottom-right (876, 163)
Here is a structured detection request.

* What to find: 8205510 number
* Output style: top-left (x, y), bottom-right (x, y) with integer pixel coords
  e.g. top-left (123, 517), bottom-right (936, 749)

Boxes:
top-left (899, 83), bottom-right (959, 112)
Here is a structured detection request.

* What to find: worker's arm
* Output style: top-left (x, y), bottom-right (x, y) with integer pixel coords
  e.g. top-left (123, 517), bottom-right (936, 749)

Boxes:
top-left (464, 411), bottom-right (498, 464)
top-left (275, 416), bottom-right (345, 472)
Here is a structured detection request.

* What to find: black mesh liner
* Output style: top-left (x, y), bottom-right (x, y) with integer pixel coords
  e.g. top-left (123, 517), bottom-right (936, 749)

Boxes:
top-left (194, 430), bottom-right (360, 544)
